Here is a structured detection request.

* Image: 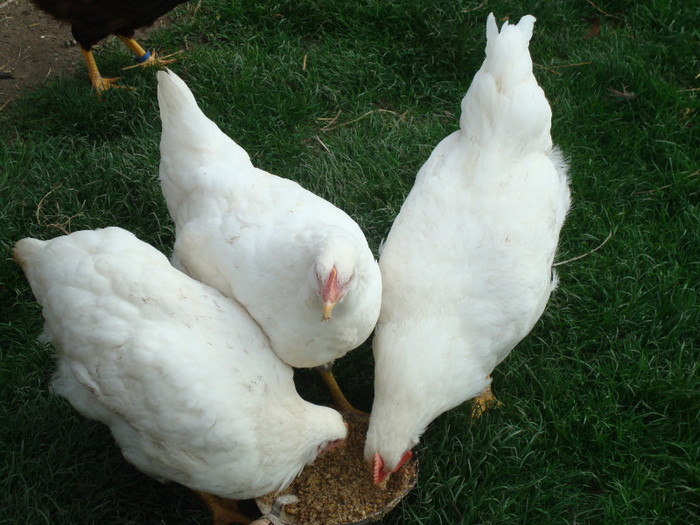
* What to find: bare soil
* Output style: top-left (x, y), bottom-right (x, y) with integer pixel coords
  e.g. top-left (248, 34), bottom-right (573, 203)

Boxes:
top-left (0, 0), bottom-right (168, 106)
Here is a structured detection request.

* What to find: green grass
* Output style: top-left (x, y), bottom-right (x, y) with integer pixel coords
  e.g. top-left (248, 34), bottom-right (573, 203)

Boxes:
top-left (1, 0), bottom-right (698, 523)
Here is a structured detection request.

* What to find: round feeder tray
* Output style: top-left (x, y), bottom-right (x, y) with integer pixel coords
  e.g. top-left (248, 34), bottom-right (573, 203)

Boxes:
top-left (256, 412), bottom-right (417, 525)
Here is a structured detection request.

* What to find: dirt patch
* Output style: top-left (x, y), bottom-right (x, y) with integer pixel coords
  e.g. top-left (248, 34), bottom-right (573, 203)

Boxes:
top-left (0, 0), bottom-right (169, 105)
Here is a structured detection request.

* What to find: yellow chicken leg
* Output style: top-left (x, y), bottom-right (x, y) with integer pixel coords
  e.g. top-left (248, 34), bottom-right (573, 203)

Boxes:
top-left (471, 377), bottom-right (503, 419)
top-left (196, 492), bottom-right (252, 525)
top-left (117, 35), bottom-right (182, 69)
top-left (316, 364), bottom-right (365, 415)
top-left (80, 46), bottom-right (125, 94)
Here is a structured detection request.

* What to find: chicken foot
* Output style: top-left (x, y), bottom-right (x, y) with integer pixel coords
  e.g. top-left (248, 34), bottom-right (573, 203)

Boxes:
top-left (250, 495), bottom-right (298, 525)
top-left (471, 377), bottom-right (503, 419)
top-left (80, 46), bottom-right (130, 95)
top-left (195, 491), bottom-right (252, 525)
top-left (117, 35), bottom-right (182, 70)
top-left (315, 363), bottom-right (365, 415)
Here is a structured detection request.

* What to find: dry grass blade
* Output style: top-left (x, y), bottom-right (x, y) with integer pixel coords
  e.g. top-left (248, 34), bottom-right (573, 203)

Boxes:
top-left (584, 0), bottom-right (626, 23)
top-left (35, 186), bottom-right (83, 234)
top-left (121, 50), bottom-right (184, 70)
top-left (318, 108), bottom-right (407, 132)
top-left (461, 2), bottom-right (485, 13)
top-left (607, 86), bottom-right (635, 100)
top-left (553, 230), bottom-right (613, 267)
top-left (317, 109), bottom-right (342, 128)
top-left (538, 61), bottom-right (591, 76)
top-left (314, 134), bottom-right (330, 153)
top-left (1, 47), bottom-right (30, 75)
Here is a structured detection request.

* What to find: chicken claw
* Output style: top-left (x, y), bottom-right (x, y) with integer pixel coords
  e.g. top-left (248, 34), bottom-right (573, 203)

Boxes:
top-left (118, 35), bottom-right (182, 70)
top-left (80, 47), bottom-right (133, 95)
top-left (121, 50), bottom-right (184, 70)
top-left (471, 380), bottom-right (503, 419)
top-left (251, 495), bottom-right (299, 525)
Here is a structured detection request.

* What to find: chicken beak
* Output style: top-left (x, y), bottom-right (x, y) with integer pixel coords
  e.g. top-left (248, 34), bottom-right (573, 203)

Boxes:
top-left (322, 299), bottom-right (337, 321)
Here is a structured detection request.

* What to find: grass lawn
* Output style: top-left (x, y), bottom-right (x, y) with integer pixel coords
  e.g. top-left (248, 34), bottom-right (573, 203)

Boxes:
top-left (1, 0), bottom-right (698, 523)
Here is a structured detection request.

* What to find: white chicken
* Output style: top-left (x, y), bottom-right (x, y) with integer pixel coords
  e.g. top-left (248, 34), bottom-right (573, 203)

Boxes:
top-left (13, 227), bottom-right (347, 525)
top-left (157, 69), bottom-right (382, 410)
top-left (364, 13), bottom-right (571, 484)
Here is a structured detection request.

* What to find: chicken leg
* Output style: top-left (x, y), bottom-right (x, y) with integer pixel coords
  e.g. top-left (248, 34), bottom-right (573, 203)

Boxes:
top-left (80, 46), bottom-right (125, 94)
top-left (117, 35), bottom-right (181, 69)
top-left (80, 35), bottom-right (179, 95)
top-left (471, 377), bottom-right (503, 419)
top-left (315, 363), bottom-right (365, 415)
top-left (196, 491), bottom-right (252, 525)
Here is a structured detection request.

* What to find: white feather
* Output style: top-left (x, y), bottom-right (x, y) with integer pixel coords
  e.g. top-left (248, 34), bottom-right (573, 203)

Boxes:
top-left (14, 228), bottom-right (347, 499)
top-left (365, 13), bottom-right (571, 472)
top-left (157, 70), bottom-right (382, 368)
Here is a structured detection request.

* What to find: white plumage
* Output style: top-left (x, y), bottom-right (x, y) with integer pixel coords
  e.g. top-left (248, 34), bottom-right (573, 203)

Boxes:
top-left (13, 227), bottom-right (347, 500)
top-left (364, 13), bottom-right (571, 481)
top-left (157, 70), bottom-right (382, 369)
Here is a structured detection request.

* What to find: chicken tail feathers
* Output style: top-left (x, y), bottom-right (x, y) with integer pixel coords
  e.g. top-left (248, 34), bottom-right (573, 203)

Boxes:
top-left (13, 237), bottom-right (56, 311)
top-left (157, 69), bottom-right (197, 116)
top-left (12, 237), bottom-right (44, 273)
top-left (157, 69), bottom-right (250, 163)
top-left (459, 13), bottom-right (552, 153)
top-left (157, 69), bottom-right (221, 149)
top-left (157, 69), bottom-right (251, 222)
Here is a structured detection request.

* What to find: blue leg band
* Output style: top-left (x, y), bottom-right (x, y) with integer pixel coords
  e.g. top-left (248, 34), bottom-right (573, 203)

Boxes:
top-left (134, 50), bottom-right (152, 63)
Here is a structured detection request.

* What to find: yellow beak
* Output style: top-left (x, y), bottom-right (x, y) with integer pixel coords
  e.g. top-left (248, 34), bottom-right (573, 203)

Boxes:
top-left (322, 300), bottom-right (337, 321)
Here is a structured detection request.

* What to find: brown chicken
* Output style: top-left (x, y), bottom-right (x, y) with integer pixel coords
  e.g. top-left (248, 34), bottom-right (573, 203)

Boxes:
top-left (30, 0), bottom-right (188, 93)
